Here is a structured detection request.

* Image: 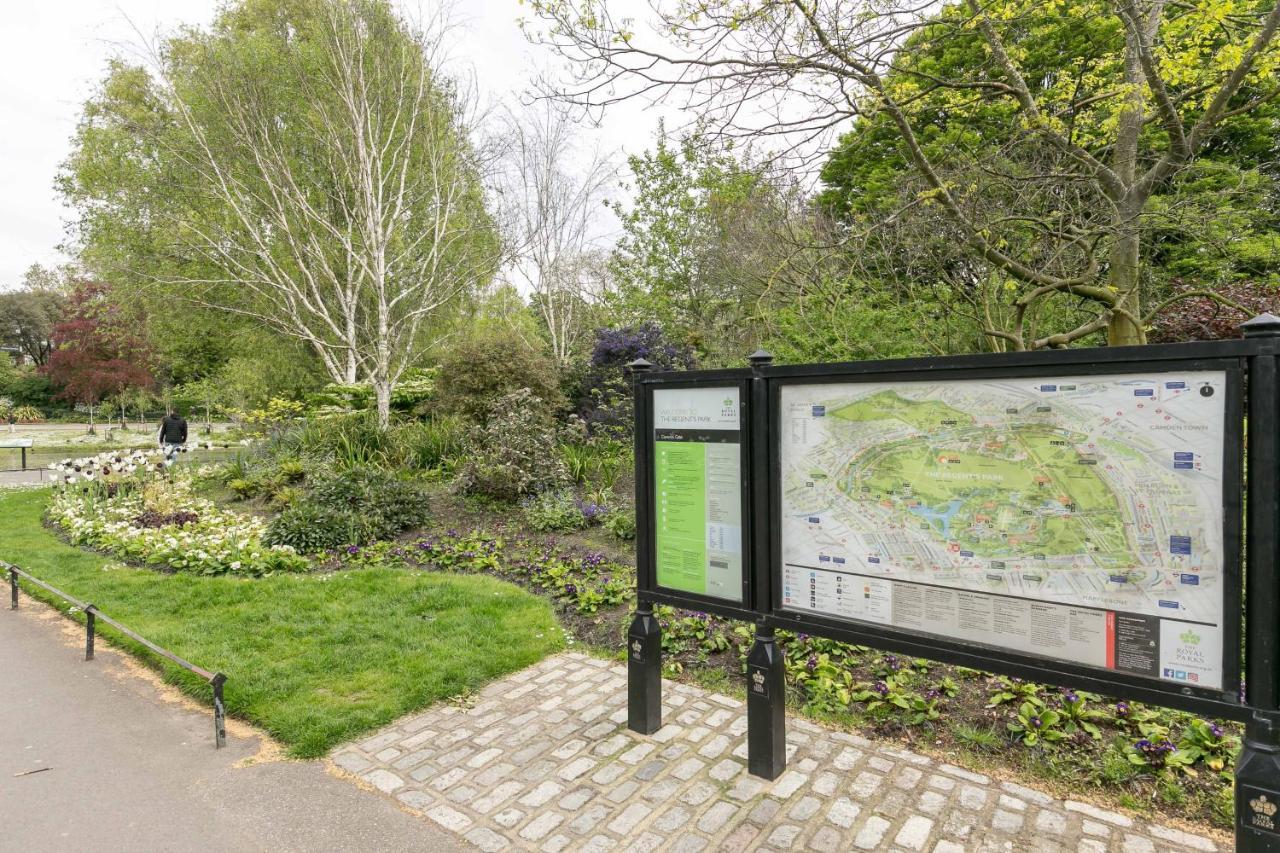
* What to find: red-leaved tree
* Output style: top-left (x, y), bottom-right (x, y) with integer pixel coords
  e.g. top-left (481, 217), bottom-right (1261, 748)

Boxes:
top-left (44, 282), bottom-right (154, 433)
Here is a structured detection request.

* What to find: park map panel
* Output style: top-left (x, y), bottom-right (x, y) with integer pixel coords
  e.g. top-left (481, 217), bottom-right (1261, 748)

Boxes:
top-left (779, 371), bottom-right (1228, 690)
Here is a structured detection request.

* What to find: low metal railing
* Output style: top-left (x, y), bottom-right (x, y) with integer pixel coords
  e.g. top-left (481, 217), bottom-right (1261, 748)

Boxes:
top-left (5, 563), bottom-right (227, 748)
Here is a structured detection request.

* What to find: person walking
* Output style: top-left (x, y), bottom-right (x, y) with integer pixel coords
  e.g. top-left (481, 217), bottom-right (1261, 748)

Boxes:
top-left (158, 410), bottom-right (188, 465)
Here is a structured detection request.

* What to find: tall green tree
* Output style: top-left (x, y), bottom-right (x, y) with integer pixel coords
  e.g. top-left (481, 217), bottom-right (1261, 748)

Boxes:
top-left (61, 0), bottom-right (498, 426)
top-left (531, 0), bottom-right (1280, 349)
top-left (0, 265), bottom-right (68, 366)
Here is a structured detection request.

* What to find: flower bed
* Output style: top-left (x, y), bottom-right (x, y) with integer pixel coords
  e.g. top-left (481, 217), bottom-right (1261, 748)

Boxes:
top-left (46, 450), bottom-right (307, 576)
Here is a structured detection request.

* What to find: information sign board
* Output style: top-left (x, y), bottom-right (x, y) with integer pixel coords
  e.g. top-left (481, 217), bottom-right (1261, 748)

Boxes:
top-left (776, 369), bottom-right (1235, 690)
top-left (652, 386), bottom-right (746, 603)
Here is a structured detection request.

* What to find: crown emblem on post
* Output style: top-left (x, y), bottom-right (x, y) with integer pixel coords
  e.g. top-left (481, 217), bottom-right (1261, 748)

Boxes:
top-left (752, 670), bottom-right (765, 686)
top-left (631, 640), bottom-right (642, 654)
top-left (1252, 795), bottom-right (1278, 817)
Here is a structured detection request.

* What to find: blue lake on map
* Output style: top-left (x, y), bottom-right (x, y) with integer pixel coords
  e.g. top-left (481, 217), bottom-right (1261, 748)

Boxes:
top-left (908, 499), bottom-right (964, 536)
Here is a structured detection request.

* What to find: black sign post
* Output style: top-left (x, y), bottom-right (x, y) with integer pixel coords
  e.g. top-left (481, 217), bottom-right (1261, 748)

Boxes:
top-left (630, 317), bottom-right (1280, 850)
top-left (626, 358), bottom-right (663, 735)
top-left (1236, 314), bottom-right (1280, 850)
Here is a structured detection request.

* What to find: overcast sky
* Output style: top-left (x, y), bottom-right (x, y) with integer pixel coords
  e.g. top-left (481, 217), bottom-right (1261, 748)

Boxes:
top-left (0, 0), bottom-right (668, 289)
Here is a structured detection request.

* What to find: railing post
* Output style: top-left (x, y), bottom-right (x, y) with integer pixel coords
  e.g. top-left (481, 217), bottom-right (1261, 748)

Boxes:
top-left (1237, 313), bottom-right (1280, 851)
top-left (9, 566), bottom-right (17, 609)
top-left (212, 673), bottom-right (227, 749)
top-left (85, 605), bottom-right (96, 661)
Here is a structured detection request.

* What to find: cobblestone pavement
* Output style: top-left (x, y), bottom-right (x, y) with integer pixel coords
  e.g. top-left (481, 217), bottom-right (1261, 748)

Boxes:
top-left (332, 653), bottom-right (1222, 852)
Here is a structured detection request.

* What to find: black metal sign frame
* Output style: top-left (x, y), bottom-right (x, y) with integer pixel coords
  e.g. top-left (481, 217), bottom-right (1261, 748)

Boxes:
top-left (764, 350), bottom-right (1245, 718)
top-left (634, 368), bottom-right (757, 621)
top-left (628, 322), bottom-right (1280, 850)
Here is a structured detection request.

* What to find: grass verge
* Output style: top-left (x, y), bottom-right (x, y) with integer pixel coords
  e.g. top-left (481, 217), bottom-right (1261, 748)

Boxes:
top-left (0, 488), bottom-right (564, 758)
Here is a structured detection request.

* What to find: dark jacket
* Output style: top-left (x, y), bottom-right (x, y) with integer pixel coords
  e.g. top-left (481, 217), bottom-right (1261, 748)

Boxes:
top-left (159, 414), bottom-right (188, 445)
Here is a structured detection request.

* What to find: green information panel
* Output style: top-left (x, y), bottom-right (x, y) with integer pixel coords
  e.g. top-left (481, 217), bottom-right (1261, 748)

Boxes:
top-left (652, 386), bottom-right (744, 603)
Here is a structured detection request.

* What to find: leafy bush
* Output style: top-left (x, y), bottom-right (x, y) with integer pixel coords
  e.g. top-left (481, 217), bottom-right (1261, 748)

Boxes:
top-left (264, 503), bottom-right (369, 554)
top-left (399, 416), bottom-right (465, 470)
top-left (11, 404), bottom-right (43, 423)
top-left (435, 333), bottom-right (565, 422)
top-left (603, 506), bottom-right (637, 540)
top-left (309, 467), bottom-right (430, 538)
top-left (522, 490), bottom-right (587, 532)
top-left (453, 390), bottom-right (569, 501)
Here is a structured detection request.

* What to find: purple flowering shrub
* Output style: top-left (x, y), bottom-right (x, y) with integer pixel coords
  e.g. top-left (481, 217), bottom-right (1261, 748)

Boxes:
top-left (577, 322), bottom-right (697, 434)
top-left (453, 390), bottom-right (570, 501)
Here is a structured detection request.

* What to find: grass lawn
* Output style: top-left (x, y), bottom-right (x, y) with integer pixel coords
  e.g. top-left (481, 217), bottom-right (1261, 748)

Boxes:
top-left (0, 488), bottom-right (564, 758)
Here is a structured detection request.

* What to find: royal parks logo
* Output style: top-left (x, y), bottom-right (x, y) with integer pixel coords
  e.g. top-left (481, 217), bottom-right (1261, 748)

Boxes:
top-left (721, 398), bottom-right (738, 420)
top-left (1181, 629), bottom-right (1201, 646)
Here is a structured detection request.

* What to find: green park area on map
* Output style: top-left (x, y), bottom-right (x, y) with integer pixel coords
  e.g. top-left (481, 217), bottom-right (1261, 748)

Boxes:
top-left (833, 391), bottom-right (1131, 564)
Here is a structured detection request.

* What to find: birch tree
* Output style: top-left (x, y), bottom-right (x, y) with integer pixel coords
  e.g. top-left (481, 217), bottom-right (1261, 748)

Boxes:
top-left (527, 0), bottom-right (1280, 348)
top-left (62, 0), bottom-right (498, 425)
top-left (503, 104), bottom-right (616, 365)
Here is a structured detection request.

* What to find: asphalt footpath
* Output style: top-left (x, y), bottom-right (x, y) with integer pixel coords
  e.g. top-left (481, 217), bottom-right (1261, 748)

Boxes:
top-left (0, 599), bottom-right (462, 853)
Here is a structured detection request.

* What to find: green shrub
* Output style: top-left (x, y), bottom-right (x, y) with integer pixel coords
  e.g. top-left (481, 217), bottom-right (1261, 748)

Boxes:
top-left (11, 404), bottom-right (43, 422)
top-left (228, 478), bottom-right (258, 500)
top-left (436, 333), bottom-right (565, 421)
top-left (264, 503), bottom-right (369, 553)
top-left (453, 390), bottom-right (569, 501)
top-left (603, 506), bottom-right (637, 541)
top-left (522, 490), bottom-right (587, 532)
top-left (398, 416), bottom-right (465, 470)
top-left (308, 466), bottom-right (431, 540)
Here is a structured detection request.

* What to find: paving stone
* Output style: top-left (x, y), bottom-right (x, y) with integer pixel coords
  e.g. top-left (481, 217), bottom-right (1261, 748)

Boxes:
top-left (1065, 800), bottom-right (1134, 827)
top-left (472, 780), bottom-right (523, 814)
top-left (853, 815), bottom-right (892, 849)
top-left (1120, 834), bottom-right (1156, 853)
top-left (826, 797), bottom-right (860, 829)
top-left (624, 830), bottom-right (664, 852)
top-left (1036, 810), bottom-right (1069, 835)
top-left (653, 805), bottom-right (691, 832)
top-left (696, 800), bottom-right (737, 833)
top-left (425, 804), bottom-right (472, 833)
top-left (1147, 824), bottom-right (1216, 851)
top-left (464, 826), bottom-right (508, 852)
top-left (808, 825), bottom-right (844, 853)
top-left (362, 769), bottom-right (404, 793)
top-left (519, 811), bottom-right (564, 841)
top-left (519, 780), bottom-right (564, 808)
top-left (766, 823), bottom-right (803, 848)
top-left (709, 758), bottom-right (743, 782)
top-left (558, 756), bottom-right (597, 781)
top-left (558, 787), bottom-right (595, 811)
top-left (608, 802), bottom-right (652, 835)
top-left (568, 804), bottom-right (610, 835)
top-left (748, 797), bottom-right (782, 825)
top-left (788, 795), bottom-right (821, 821)
top-left (328, 652), bottom-right (1221, 853)
top-left (727, 775), bottom-right (767, 801)
top-left (770, 769), bottom-right (809, 799)
top-left (719, 823), bottom-right (759, 853)
top-left (895, 815), bottom-right (934, 850)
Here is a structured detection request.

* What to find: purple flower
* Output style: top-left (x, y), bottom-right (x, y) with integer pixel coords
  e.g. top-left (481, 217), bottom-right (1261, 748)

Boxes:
top-left (1062, 691), bottom-right (1078, 704)
top-left (1209, 722), bottom-right (1225, 739)
top-left (806, 654), bottom-right (818, 672)
top-left (346, 545), bottom-right (360, 555)
top-left (1115, 702), bottom-right (1130, 717)
top-left (1031, 716), bottom-right (1043, 729)
top-left (873, 681), bottom-right (889, 696)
